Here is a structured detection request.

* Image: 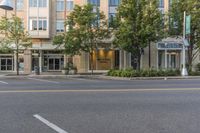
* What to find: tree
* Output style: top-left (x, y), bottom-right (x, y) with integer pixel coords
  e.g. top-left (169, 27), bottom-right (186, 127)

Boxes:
top-left (141, 0), bottom-right (165, 68)
top-left (169, 0), bottom-right (200, 70)
top-left (53, 4), bottom-right (110, 74)
top-left (0, 15), bottom-right (32, 75)
top-left (114, 0), bottom-right (164, 70)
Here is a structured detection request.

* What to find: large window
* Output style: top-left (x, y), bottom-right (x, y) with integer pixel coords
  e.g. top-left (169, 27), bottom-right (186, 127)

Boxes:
top-left (39, 0), bottom-right (47, 7)
top-left (159, 0), bottom-right (164, 8)
top-left (57, 0), bottom-right (64, 11)
top-left (30, 19), bottom-right (37, 30)
top-left (29, 0), bottom-right (47, 7)
top-left (88, 0), bottom-right (100, 6)
top-left (17, 0), bottom-right (23, 10)
top-left (29, 0), bottom-right (37, 7)
top-left (30, 19), bottom-right (47, 31)
top-left (39, 19), bottom-right (47, 31)
top-left (67, 0), bottom-right (74, 11)
top-left (109, 13), bottom-right (116, 27)
top-left (56, 21), bottom-right (64, 32)
top-left (109, 0), bottom-right (120, 6)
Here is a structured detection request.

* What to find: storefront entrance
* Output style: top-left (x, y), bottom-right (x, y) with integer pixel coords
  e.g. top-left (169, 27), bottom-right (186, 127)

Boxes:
top-left (48, 58), bottom-right (61, 71)
top-left (167, 52), bottom-right (179, 69)
top-left (157, 42), bottom-right (183, 70)
top-left (0, 57), bottom-right (13, 71)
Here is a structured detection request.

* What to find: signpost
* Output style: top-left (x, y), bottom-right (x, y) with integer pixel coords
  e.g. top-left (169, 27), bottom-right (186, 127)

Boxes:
top-left (181, 11), bottom-right (190, 76)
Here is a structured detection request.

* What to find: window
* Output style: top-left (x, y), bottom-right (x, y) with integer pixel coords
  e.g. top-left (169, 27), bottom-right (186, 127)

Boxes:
top-left (30, 19), bottom-right (37, 30)
top-left (39, 19), bottom-right (47, 31)
top-left (57, 0), bottom-right (64, 11)
top-left (17, 0), bottom-right (23, 10)
top-left (30, 19), bottom-right (47, 31)
top-left (67, 0), bottom-right (74, 11)
top-left (109, 0), bottom-right (120, 6)
top-left (39, 0), bottom-right (47, 7)
top-left (29, 0), bottom-right (37, 7)
top-left (88, 0), bottom-right (100, 6)
top-left (56, 21), bottom-right (64, 32)
top-left (109, 13), bottom-right (116, 27)
top-left (159, 0), bottom-right (164, 8)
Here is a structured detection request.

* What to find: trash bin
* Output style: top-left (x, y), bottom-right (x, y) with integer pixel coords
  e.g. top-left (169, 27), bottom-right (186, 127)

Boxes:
top-left (34, 66), bottom-right (40, 75)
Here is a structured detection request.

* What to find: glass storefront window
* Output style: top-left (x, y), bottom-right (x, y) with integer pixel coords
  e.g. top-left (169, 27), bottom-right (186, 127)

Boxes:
top-left (89, 49), bottom-right (117, 70)
top-left (0, 56), bottom-right (14, 71)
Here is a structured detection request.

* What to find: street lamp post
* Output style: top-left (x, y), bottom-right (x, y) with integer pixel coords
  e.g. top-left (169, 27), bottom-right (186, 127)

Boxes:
top-left (0, 0), bottom-right (13, 16)
top-left (181, 11), bottom-right (188, 76)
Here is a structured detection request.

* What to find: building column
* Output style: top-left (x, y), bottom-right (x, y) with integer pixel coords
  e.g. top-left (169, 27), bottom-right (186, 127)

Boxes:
top-left (124, 51), bottom-right (127, 69)
top-left (119, 50), bottom-right (124, 69)
top-left (64, 54), bottom-right (68, 68)
top-left (165, 48), bottom-right (167, 69)
top-left (128, 53), bottom-right (132, 68)
top-left (78, 52), bottom-right (88, 73)
top-left (39, 50), bottom-right (42, 73)
top-left (23, 50), bottom-right (32, 74)
top-left (14, 51), bottom-right (17, 72)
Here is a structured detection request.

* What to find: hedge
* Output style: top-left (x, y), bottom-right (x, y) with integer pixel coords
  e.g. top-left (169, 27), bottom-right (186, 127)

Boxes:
top-left (107, 68), bottom-right (181, 77)
top-left (107, 68), bottom-right (200, 77)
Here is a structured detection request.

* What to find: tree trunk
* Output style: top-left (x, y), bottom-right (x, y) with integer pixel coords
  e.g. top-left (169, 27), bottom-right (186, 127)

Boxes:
top-left (188, 45), bottom-right (193, 71)
top-left (148, 40), bottom-right (151, 69)
top-left (16, 44), bottom-right (19, 75)
top-left (90, 52), bottom-right (94, 75)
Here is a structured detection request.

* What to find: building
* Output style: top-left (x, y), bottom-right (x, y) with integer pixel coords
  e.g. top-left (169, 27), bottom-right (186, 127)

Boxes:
top-left (0, 0), bottom-right (194, 74)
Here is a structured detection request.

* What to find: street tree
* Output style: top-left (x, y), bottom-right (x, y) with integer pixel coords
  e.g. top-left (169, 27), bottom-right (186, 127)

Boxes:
top-left (114, 0), bottom-right (164, 70)
top-left (0, 15), bottom-right (32, 75)
top-left (53, 4), bottom-right (110, 74)
top-left (169, 0), bottom-right (200, 70)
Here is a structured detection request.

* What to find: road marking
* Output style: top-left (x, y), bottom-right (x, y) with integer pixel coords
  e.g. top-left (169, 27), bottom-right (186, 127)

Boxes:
top-left (0, 81), bottom-right (8, 84)
top-left (28, 78), bottom-right (59, 84)
top-left (0, 88), bottom-right (200, 93)
top-left (33, 114), bottom-right (68, 133)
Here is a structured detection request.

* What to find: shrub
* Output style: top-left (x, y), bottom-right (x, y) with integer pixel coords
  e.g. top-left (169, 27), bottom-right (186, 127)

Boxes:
top-left (189, 71), bottom-right (200, 76)
top-left (107, 69), bottom-right (181, 77)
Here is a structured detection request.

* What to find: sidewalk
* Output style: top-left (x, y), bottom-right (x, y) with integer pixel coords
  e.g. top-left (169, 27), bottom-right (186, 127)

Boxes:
top-left (0, 71), bottom-right (200, 80)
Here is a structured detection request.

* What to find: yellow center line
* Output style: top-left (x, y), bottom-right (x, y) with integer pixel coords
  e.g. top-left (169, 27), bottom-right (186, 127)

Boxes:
top-left (0, 88), bottom-right (200, 93)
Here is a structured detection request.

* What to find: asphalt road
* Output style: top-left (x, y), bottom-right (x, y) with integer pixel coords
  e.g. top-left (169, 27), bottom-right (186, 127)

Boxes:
top-left (0, 77), bottom-right (200, 133)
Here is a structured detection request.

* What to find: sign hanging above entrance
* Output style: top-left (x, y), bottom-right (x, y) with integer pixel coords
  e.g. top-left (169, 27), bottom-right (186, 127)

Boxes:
top-left (157, 42), bottom-right (183, 50)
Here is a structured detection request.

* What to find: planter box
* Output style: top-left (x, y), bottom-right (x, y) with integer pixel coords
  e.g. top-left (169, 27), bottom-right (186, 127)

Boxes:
top-left (62, 69), bottom-right (77, 75)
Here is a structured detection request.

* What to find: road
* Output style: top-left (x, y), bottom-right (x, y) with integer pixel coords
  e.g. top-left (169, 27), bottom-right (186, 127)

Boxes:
top-left (0, 77), bottom-right (200, 133)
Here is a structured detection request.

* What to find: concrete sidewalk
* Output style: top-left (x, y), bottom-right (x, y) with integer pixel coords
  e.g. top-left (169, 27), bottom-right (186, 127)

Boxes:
top-left (0, 71), bottom-right (200, 80)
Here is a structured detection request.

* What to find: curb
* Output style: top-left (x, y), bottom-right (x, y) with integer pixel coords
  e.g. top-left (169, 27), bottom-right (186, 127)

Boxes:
top-left (0, 74), bottom-right (200, 80)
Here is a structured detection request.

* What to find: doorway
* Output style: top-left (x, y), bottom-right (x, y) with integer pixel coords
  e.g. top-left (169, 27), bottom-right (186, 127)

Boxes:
top-left (48, 58), bottom-right (61, 71)
top-left (167, 53), bottom-right (179, 69)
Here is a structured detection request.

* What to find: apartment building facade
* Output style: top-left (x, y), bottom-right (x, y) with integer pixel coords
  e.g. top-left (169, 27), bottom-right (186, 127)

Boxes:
top-left (0, 0), bottom-right (192, 74)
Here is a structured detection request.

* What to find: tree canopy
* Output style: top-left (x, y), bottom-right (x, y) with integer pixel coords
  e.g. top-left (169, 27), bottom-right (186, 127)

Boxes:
top-left (53, 4), bottom-right (110, 74)
top-left (114, 0), bottom-right (164, 69)
top-left (0, 15), bottom-right (32, 75)
top-left (168, 0), bottom-right (200, 69)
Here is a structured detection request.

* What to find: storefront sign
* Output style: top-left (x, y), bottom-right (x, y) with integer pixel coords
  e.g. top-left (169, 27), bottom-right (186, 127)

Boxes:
top-left (157, 43), bottom-right (183, 50)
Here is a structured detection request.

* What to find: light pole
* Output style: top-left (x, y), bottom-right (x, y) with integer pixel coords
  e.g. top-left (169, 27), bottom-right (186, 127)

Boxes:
top-left (181, 11), bottom-right (188, 76)
top-left (0, 0), bottom-right (13, 15)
